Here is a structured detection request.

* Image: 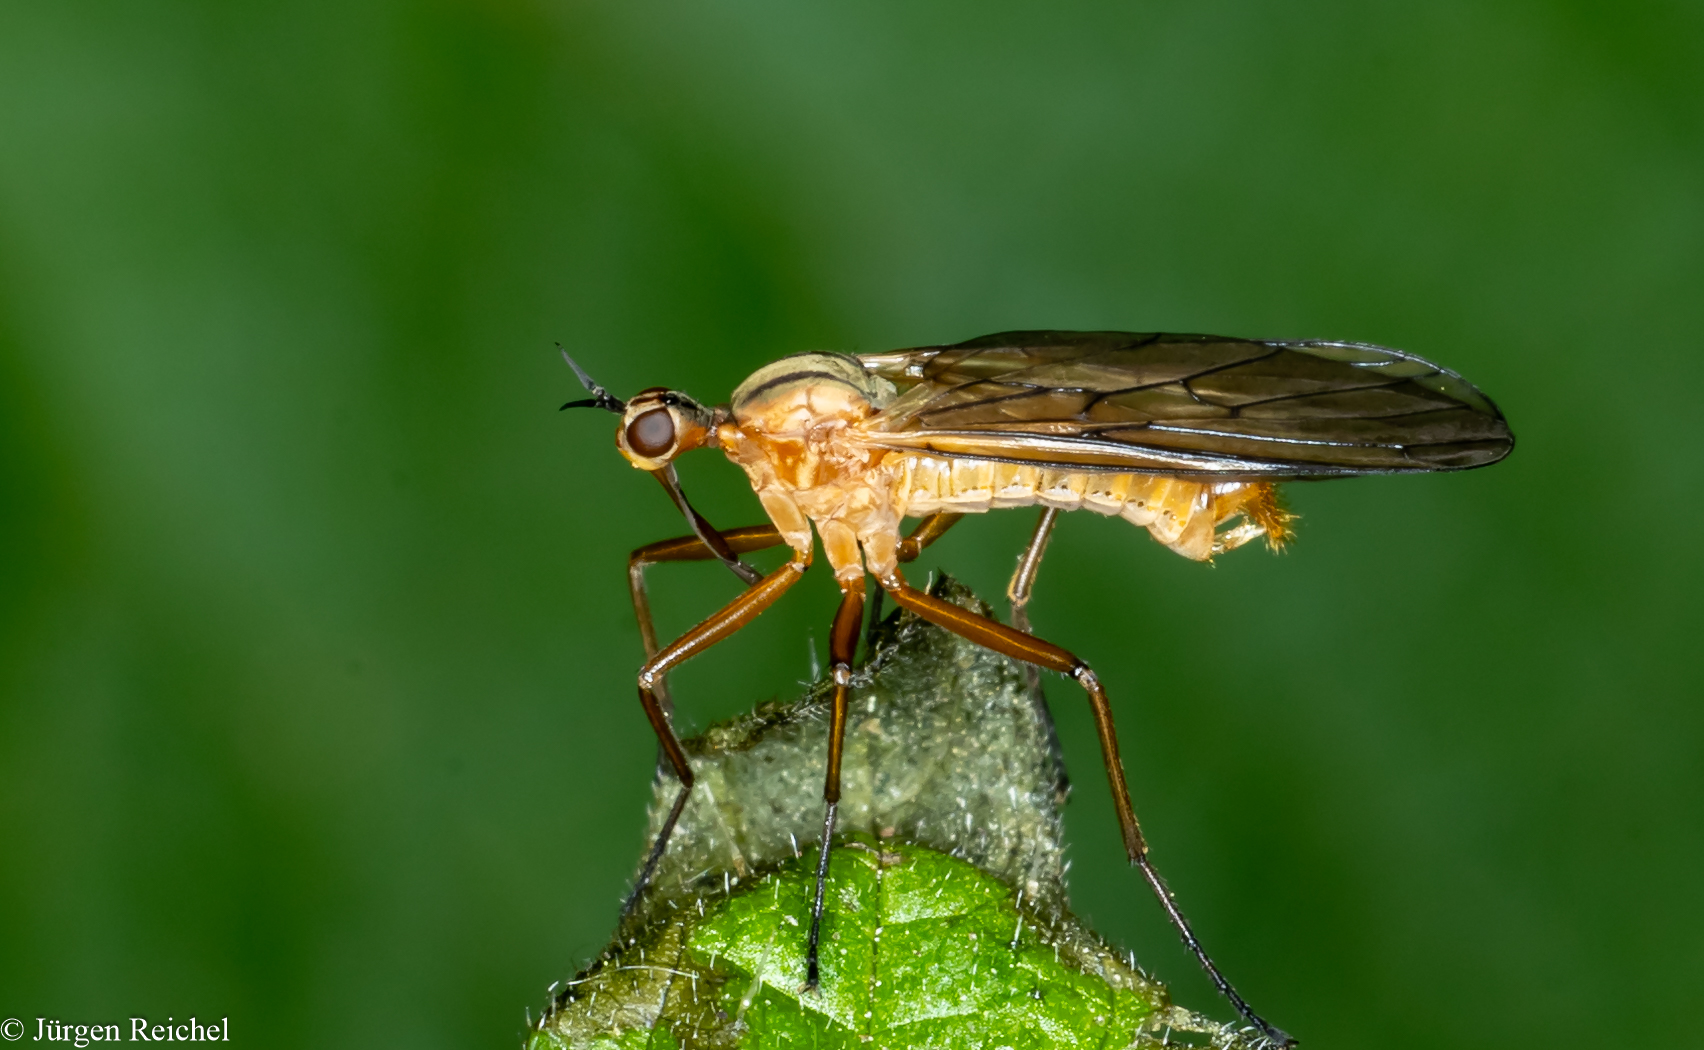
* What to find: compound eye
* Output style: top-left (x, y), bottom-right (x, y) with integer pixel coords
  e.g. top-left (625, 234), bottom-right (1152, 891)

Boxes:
top-left (626, 408), bottom-right (676, 457)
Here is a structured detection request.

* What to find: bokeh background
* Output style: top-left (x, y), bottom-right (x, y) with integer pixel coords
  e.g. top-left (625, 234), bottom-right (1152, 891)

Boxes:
top-left (2, 1), bottom-right (1700, 1047)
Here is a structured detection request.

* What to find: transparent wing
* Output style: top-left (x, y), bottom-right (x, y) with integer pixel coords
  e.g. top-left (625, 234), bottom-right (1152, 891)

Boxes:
top-left (856, 330), bottom-right (1513, 477)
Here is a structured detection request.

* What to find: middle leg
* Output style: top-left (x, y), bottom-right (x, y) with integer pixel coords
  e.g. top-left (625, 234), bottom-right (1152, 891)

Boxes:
top-left (805, 578), bottom-right (865, 990)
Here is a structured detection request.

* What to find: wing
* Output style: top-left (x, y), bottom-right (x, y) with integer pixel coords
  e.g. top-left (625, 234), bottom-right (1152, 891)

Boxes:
top-left (855, 330), bottom-right (1513, 478)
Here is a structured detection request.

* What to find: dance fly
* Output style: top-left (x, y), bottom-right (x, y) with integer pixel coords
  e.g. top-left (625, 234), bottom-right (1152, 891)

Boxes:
top-left (560, 330), bottom-right (1514, 1046)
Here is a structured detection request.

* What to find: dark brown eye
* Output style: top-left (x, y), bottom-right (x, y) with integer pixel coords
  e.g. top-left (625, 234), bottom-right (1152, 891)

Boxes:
top-left (626, 408), bottom-right (675, 457)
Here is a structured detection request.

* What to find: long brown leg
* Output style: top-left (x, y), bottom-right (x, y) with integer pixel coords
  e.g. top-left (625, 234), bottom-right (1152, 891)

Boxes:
top-left (877, 568), bottom-right (1294, 1048)
top-left (629, 525), bottom-right (784, 711)
top-left (805, 580), bottom-right (866, 989)
top-left (1004, 508), bottom-right (1070, 805)
top-left (865, 513), bottom-right (964, 655)
top-left (1006, 507), bottom-right (1058, 635)
top-left (620, 549), bottom-right (812, 924)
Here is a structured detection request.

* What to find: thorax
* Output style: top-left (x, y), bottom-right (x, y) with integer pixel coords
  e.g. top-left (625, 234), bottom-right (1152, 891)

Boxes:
top-left (718, 419), bottom-right (896, 521)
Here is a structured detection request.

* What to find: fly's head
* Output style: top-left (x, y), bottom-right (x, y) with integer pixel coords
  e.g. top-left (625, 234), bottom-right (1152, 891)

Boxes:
top-left (613, 388), bottom-right (719, 472)
top-left (558, 348), bottom-right (763, 584)
top-left (557, 349), bottom-right (721, 472)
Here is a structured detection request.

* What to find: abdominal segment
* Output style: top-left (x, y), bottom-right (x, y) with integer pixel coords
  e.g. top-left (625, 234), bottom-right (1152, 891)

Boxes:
top-left (892, 454), bottom-right (1291, 561)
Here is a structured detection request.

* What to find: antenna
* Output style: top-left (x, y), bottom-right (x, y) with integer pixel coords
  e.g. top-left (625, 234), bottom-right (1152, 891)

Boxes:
top-left (557, 345), bottom-right (626, 413)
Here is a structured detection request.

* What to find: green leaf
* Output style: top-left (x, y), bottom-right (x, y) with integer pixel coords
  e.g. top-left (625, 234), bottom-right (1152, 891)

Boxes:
top-left (692, 840), bottom-right (1176, 1049)
top-left (533, 838), bottom-right (1231, 1050)
top-left (530, 579), bottom-right (1257, 1050)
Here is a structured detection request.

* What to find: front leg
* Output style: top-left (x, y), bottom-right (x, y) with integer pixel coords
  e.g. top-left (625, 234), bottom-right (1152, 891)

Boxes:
top-left (628, 525), bottom-right (784, 711)
top-left (621, 546), bottom-right (812, 926)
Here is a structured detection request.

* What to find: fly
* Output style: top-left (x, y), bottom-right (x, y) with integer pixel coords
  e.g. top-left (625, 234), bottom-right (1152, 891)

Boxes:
top-left (560, 330), bottom-right (1514, 1047)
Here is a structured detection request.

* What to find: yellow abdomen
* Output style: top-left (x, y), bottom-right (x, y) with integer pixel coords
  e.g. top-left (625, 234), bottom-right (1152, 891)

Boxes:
top-left (891, 454), bottom-right (1289, 561)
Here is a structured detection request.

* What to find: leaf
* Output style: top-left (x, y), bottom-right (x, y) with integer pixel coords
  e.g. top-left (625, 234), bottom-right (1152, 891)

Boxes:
top-left (529, 578), bottom-right (1260, 1050)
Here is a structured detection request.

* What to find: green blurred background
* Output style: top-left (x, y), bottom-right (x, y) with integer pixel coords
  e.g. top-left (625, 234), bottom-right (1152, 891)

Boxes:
top-left (1, 1), bottom-right (1700, 1047)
